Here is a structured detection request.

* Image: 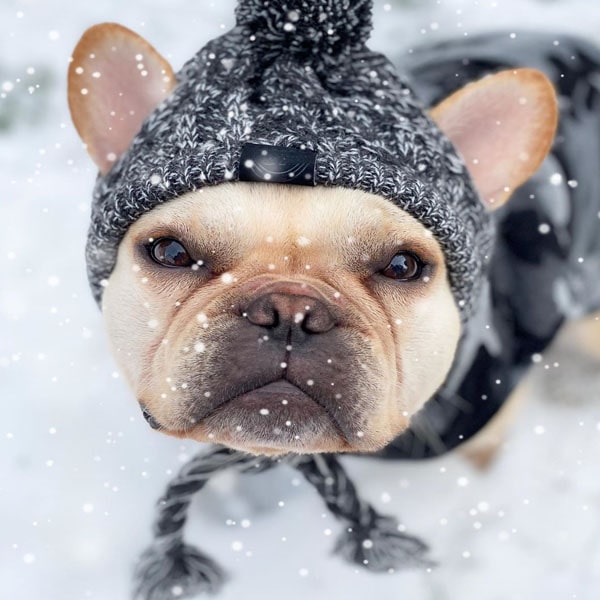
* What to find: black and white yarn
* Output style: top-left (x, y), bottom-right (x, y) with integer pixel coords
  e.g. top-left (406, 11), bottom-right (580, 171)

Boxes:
top-left (134, 447), bottom-right (432, 599)
top-left (86, 0), bottom-right (493, 320)
top-left (291, 453), bottom-right (433, 571)
top-left (133, 447), bottom-right (271, 599)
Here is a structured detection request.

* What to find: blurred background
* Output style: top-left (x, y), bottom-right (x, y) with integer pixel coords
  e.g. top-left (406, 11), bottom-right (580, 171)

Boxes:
top-left (1, 0), bottom-right (600, 598)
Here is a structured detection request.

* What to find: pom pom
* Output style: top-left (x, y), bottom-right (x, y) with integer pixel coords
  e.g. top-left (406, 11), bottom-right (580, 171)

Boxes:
top-left (133, 537), bottom-right (227, 599)
top-left (333, 514), bottom-right (435, 572)
top-left (235, 0), bottom-right (373, 62)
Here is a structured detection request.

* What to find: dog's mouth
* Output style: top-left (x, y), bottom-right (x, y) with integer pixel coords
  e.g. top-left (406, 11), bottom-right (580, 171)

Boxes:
top-left (183, 379), bottom-right (352, 454)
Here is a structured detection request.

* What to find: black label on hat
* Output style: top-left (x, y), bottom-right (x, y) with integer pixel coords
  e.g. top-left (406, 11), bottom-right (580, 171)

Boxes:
top-left (238, 143), bottom-right (316, 186)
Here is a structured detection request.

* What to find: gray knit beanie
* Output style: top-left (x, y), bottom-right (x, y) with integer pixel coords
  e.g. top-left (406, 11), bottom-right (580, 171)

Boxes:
top-left (87, 0), bottom-right (493, 319)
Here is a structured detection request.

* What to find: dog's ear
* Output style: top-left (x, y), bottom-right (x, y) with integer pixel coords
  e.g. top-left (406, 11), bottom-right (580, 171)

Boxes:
top-left (68, 23), bottom-right (176, 174)
top-left (430, 68), bottom-right (558, 210)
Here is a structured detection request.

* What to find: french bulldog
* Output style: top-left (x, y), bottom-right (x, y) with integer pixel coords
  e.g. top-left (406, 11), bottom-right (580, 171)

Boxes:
top-left (67, 21), bottom-right (558, 457)
top-left (68, 8), bottom-right (599, 465)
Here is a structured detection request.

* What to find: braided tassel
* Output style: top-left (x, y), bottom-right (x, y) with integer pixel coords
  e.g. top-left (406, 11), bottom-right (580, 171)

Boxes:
top-left (133, 446), bottom-right (275, 599)
top-left (291, 454), bottom-right (434, 572)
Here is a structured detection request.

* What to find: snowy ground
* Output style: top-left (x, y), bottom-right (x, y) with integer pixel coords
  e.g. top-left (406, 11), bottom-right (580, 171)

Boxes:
top-left (2, 0), bottom-right (600, 598)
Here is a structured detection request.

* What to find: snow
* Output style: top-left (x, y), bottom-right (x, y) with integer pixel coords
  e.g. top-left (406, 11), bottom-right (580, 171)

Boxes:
top-left (2, 0), bottom-right (600, 598)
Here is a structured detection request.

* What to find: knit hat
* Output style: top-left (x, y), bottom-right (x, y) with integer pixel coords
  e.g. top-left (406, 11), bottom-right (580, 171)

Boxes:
top-left (87, 0), bottom-right (494, 320)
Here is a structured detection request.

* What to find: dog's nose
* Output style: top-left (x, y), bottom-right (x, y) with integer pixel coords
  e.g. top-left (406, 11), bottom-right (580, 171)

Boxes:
top-left (243, 292), bottom-right (336, 337)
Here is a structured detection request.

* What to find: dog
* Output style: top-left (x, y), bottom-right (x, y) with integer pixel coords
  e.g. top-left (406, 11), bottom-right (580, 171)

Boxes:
top-left (67, 1), bottom-right (600, 596)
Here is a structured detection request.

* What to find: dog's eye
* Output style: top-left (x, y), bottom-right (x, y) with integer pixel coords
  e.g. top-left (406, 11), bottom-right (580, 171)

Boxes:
top-left (149, 238), bottom-right (193, 268)
top-left (380, 252), bottom-right (423, 281)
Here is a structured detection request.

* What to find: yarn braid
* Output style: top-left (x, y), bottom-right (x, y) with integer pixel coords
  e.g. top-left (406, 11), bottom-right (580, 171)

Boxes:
top-left (133, 445), bottom-right (278, 599)
top-left (291, 454), bottom-right (434, 572)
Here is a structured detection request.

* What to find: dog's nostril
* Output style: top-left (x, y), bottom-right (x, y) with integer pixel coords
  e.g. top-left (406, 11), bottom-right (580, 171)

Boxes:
top-left (244, 294), bottom-right (280, 327)
top-left (302, 307), bottom-right (335, 333)
top-left (140, 405), bottom-right (162, 430)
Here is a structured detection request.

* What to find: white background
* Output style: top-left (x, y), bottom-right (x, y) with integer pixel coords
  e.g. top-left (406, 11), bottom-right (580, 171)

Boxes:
top-left (2, 0), bottom-right (600, 598)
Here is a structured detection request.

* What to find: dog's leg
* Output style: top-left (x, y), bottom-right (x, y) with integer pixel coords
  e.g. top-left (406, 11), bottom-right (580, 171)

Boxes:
top-left (461, 310), bottom-right (600, 470)
top-left (459, 378), bottom-right (532, 470)
top-left (559, 311), bottom-right (600, 362)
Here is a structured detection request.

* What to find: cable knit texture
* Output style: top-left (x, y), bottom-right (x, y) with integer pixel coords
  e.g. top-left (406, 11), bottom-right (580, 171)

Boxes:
top-left (86, 0), bottom-right (494, 319)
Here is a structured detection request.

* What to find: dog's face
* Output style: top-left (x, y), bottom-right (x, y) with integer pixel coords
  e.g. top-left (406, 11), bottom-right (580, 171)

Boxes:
top-left (69, 24), bottom-right (557, 455)
top-left (102, 183), bottom-right (459, 454)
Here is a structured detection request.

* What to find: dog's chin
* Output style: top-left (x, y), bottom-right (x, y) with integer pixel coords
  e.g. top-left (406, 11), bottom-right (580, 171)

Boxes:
top-left (176, 380), bottom-right (359, 456)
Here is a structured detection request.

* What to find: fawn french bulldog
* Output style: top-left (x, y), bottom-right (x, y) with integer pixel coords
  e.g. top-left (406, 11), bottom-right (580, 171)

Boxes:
top-left (67, 11), bottom-right (560, 459)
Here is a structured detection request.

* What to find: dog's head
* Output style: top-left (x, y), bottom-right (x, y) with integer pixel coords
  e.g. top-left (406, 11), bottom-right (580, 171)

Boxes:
top-left (68, 14), bottom-right (557, 456)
